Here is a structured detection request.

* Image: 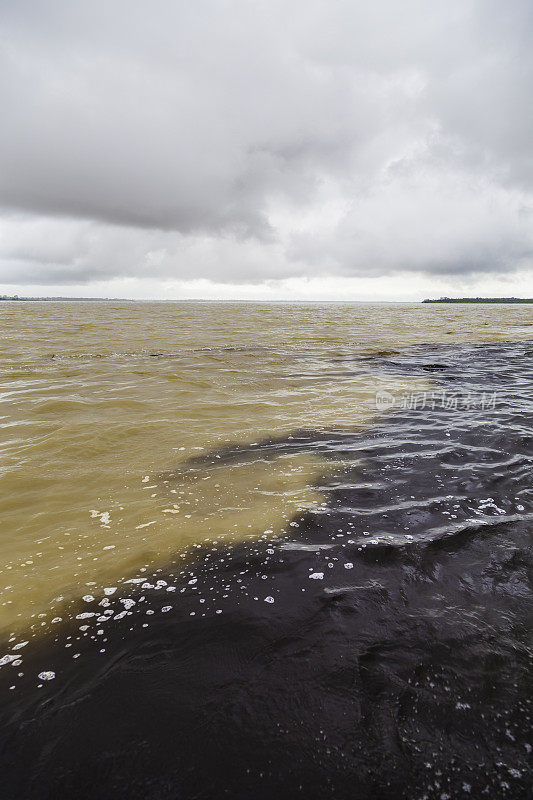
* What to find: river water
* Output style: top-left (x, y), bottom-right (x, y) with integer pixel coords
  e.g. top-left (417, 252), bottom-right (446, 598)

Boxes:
top-left (0, 301), bottom-right (531, 798)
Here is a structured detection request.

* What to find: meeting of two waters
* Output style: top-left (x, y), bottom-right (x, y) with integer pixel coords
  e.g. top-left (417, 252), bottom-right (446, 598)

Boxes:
top-left (0, 301), bottom-right (531, 799)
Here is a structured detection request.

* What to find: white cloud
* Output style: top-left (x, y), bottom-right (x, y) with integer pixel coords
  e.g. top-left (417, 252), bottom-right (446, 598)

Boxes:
top-left (0, 0), bottom-right (532, 296)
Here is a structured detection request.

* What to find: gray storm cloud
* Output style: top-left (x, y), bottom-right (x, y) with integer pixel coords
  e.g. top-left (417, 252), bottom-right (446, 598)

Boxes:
top-left (0, 0), bottom-right (532, 287)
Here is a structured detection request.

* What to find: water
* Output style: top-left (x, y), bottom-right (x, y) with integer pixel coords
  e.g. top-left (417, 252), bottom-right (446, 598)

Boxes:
top-left (0, 301), bottom-right (531, 798)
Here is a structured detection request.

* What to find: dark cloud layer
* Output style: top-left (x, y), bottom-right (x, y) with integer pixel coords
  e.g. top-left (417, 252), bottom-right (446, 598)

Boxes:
top-left (0, 0), bottom-right (532, 288)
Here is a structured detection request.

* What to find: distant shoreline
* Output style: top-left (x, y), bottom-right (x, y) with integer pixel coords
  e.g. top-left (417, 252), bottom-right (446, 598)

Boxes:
top-left (0, 296), bottom-right (134, 302)
top-left (423, 297), bottom-right (532, 304)
top-left (1, 295), bottom-right (531, 304)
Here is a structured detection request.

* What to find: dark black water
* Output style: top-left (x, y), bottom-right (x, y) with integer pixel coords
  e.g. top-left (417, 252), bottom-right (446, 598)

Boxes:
top-left (1, 341), bottom-right (531, 799)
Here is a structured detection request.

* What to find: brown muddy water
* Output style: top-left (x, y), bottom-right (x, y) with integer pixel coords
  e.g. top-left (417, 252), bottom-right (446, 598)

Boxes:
top-left (0, 301), bottom-right (531, 799)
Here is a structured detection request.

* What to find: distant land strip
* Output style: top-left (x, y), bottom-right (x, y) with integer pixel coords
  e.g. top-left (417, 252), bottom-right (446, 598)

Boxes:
top-left (0, 296), bottom-right (133, 302)
top-left (1, 295), bottom-right (532, 304)
top-left (423, 297), bottom-right (533, 303)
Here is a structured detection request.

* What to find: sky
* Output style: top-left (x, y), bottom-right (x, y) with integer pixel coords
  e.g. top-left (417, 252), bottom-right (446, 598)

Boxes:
top-left (0, 0), bottom-right (532, 301)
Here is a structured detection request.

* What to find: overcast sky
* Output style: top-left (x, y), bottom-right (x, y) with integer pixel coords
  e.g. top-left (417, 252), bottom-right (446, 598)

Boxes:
top-left (0, 0), bottom-right (532, 300)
